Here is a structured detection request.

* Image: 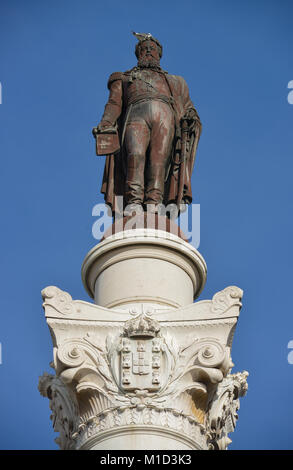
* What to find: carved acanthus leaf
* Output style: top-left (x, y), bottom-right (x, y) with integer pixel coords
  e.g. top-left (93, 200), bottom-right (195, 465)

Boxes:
top-left (164, 337), bottom-right (231, 389)
top-left (150, 336), bottom-right (232, 412)
top-left (206, 371), bottom-right (249, 450)
top-left (38, 372), bottom-right (79, 450)
top-left (55, 336), bottom-right (120, 402)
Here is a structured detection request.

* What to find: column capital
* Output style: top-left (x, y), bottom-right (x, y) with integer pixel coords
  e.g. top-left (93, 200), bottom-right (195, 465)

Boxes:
top-left (39, 283), bottom-right (247, 450)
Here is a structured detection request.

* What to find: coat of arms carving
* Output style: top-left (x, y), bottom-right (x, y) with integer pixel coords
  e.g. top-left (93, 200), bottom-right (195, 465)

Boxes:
top-left (119, 314), bottom-right (163, 392)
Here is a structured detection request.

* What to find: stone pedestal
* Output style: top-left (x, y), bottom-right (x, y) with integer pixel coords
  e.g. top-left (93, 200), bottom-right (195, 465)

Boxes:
top-left (39, 229), bottom-right (248, 450)
top-left (82, 229), bottom-right (206, 310)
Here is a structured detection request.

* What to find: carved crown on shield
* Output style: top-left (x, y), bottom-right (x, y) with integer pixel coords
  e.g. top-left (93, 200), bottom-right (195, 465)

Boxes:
top-left (123, 313), bottom-right (160, 338)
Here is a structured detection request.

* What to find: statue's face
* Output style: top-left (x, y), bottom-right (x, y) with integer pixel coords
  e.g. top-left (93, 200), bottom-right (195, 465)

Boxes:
top-left (137, 40), bottom-right (160, 65)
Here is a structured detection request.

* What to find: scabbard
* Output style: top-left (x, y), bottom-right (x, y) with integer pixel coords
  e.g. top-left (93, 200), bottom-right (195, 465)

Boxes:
top-left (177, 124), bottom-right (189, 208)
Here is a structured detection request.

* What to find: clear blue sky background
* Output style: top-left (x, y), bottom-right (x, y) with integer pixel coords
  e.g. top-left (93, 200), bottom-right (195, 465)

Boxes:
top-left (0, 0), bottom-right (292, 450)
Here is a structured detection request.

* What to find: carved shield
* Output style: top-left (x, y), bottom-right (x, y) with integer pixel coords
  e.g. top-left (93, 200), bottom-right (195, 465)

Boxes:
top-left (120, 337), bottom-right (162, 392)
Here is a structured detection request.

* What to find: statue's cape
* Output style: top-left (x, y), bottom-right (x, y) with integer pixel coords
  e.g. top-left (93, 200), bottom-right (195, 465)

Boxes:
top-left (100, 72), bottom-right (201, 213)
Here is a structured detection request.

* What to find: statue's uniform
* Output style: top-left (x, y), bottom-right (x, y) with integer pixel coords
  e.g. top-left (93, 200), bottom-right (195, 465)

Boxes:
top-left (101, 68), bottom-right (175, 205)
top-left (98, 67), bottom-right (201, 210)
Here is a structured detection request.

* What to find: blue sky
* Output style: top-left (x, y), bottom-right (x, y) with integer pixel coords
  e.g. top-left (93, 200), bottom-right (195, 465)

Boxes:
top-left (0, 0), bottom-right (293, 449)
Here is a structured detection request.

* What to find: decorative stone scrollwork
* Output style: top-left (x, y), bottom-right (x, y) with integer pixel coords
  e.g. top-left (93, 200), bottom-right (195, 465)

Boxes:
top-left (206, 371), bottom-right (249, 450)
top-left (210, 286), bottom-right (243, 314)
top-left (42, 286), bottom-right (76, 316)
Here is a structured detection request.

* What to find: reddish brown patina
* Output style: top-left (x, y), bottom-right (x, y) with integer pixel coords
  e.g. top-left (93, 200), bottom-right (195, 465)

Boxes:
top-left (93, 33), bottom-right (202, 215)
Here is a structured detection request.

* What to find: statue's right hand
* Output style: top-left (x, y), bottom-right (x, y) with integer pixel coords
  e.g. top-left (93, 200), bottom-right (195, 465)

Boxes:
top-left (92, 127), bottom-right (98, 138)
top-left (92, 122), bottom-right (112, 137)
top-left (97, 121), bottom-right (117, 134)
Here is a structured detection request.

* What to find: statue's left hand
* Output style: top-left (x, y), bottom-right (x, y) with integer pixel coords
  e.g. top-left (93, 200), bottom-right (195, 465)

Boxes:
top-left (182, 108), bottom-right (197, 122)
top-left (182, 109), bottom-right (201, 133)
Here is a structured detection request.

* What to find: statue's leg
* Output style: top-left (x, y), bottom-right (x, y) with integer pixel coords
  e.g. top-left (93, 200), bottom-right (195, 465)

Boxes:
top-left (124, 112), bottom-right (150, 207)
top-left (145, 102), bottom-right (174, 207)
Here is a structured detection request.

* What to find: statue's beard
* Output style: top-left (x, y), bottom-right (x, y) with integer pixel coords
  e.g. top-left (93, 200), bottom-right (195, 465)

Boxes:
top-left (137, 57), bottom-right (161, 69)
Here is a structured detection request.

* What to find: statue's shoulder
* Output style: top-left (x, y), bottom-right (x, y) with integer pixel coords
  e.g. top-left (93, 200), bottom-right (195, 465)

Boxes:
top-left (166, 73), bottom-right (187, 85)
top-left (107, 69), bottom-right (138, 88)
top-left (107, 71), bottom-right (124, 89)
top-left (165, 74), bottom-right (189, 96)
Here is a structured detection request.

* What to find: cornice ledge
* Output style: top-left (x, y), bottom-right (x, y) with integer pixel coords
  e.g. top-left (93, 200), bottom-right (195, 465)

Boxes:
top-left (41, 286), bottom-right (133, 321)
top-left (156, 286), bottom-right (243, 322)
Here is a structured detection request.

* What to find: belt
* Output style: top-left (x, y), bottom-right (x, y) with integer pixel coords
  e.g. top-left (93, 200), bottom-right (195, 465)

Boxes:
top-left (127, 94), bottom-right (174, 109)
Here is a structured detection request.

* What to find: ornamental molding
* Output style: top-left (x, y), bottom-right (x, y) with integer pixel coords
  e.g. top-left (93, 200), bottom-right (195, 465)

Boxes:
top-left (81, 229), bottom-right (207, 300)
top-left (42, 285), bottom-right (243, 322)
top-left (74, 406), bottom-right (207, 450)
top-left (79, 424), bottom-right (203, 450)
top-left (46, 317), bottom-right (237, 330)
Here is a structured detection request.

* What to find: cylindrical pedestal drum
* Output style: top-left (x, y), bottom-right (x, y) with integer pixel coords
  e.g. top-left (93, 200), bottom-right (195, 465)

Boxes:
top-left (81, 229), bottom-right (207, 311)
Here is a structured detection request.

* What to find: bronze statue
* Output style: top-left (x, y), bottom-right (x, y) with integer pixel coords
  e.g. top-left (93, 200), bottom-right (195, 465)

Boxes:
top-left (92, 32), bottom-right (201, 215)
